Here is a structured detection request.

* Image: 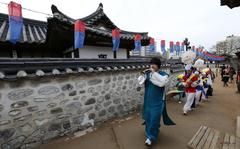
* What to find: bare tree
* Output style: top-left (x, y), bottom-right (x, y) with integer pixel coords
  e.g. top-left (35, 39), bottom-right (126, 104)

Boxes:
top-left (216, 41), bottom-right (228, 55)
top-left (216, 35), bottom-right (240, 56)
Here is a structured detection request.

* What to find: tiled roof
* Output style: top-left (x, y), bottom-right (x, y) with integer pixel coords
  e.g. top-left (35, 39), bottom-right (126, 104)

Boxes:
top-left (0, 58), bottom-right (185, 80)
top-left (0, 13), bottom-right (47, 43)
top-left (221, 0), bottom-right (240, 9)
top-left (51, 4), bottom-right (150, 41)
top-left (0, 58), bottom-right (167, 80)
top-left (0, 3), bottom-right (150, 46)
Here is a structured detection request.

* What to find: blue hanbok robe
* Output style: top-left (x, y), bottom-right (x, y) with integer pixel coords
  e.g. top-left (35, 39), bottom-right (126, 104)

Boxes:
top-left (143, 71), bottom-right (175, 141)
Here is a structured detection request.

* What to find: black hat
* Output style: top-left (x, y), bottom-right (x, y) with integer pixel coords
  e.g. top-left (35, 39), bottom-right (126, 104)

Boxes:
top-left (150, 57), bottom-right (161, 68)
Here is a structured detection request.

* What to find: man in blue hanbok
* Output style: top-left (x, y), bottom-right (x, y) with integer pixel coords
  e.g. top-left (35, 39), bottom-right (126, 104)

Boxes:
top-left (138, 57), bottom-right (175, 146)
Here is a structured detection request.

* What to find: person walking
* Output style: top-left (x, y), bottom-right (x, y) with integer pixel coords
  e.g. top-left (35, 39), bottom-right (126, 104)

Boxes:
top-left (138, 57), bottom-right (175, 146)
top-left (182, 64), bottom-right (198, 115)
top-left (222, 68), bottom-right (230, 87)
top-left (229, 66), bottom-right (236, 83)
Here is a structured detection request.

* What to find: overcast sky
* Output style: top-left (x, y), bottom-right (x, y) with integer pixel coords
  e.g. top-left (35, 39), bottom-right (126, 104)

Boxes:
top-left (1, 0), bottom-right (240, 51)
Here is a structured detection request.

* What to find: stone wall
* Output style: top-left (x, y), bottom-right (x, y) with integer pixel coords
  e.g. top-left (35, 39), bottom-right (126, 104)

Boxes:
top-left (0, 68), bottom-right (180, 149)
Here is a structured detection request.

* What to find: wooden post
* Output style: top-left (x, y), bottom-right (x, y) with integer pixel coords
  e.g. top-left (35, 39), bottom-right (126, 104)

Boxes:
top-left (12, 44), bottom-right (18, 58)
top-left (12, 50), bottom-right (17, 58)
top-left (113, 51), bottom-right (117, 59)
top-left (126, 49), bottom-right (130, 59)
top-left (73, 49), bottom-right (78, 58)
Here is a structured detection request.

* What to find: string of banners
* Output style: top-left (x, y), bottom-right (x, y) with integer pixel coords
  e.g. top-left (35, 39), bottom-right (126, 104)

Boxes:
top-left (6, 1), bottom-right (225, 61)
top-left (191, 47), bottom-right (225, 61)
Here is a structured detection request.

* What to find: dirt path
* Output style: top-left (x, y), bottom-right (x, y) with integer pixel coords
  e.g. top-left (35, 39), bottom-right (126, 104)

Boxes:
top-left (38, 77), bottom-right (240, 149)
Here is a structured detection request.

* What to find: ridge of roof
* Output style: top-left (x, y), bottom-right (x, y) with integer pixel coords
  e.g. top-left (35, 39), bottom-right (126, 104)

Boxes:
top-left (0, 13), bottom-right (47, 27)
top-left (51, 3), bottom-right (148, 35)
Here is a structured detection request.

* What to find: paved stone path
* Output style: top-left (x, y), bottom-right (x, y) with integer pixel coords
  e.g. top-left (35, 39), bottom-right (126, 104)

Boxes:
top-left (38, 76), bottom-right (240, 149)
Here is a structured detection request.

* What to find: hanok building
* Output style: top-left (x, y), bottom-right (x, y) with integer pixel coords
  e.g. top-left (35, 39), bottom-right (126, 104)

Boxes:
top-left (0, 3), bottom-right (150, 59)
top-left (221, 0), bottom-right (240, 9)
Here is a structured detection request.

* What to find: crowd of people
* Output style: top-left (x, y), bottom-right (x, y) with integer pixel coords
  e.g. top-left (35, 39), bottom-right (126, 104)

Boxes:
top-left (175, 62), bottom-right (215, 115)
top-left (137, 57), bottom-right (219, 146)
top-left (136, 55), bottom-right (240, 146)
top-left (220, 64), bottom-right (236, 87)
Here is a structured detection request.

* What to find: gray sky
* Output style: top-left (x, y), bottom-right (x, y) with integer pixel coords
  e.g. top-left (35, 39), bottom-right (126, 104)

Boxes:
top-left (1, 0), bottom-right (240, 51)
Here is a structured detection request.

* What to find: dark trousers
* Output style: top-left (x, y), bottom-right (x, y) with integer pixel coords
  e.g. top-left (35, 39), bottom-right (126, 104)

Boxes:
top-left (223, 81), bottom-right (228, 87)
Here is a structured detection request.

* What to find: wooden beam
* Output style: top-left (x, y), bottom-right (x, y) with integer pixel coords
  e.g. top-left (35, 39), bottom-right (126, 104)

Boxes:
top-left (209, 130), bottom-right (220, 149)
top-left (237, 116), bottom-right (240, 138)
top-left (236, 137), bottom-right (240, 149)
top-left (196, 127), bottom-right (211, 148)
top-left (203, 129), bottom-right (215, 149)
top-left (192, 126), bottom-right (207, 148)
top-left (229, 135), bottom-right (236, 149)
top-left (222, 133), bottom-right (230, 149)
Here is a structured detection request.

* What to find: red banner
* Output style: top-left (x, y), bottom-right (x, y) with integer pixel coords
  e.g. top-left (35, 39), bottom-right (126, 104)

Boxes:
top-left (134, 34), bottom-right (141, 41)
top-left (74, 20), bottom-right (85, 32)
top-left (8, 1), bottom-right (22, 17)
top-left (150, 38), bottom-right (154, 44)
top-left (161, 40), bottom-right (165, 46)
top-left (112, 29), bottom-right (120, 38)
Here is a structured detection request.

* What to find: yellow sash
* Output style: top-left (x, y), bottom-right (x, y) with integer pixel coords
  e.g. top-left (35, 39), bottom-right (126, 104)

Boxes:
top-left (186, 74), bottom-right (195, 83)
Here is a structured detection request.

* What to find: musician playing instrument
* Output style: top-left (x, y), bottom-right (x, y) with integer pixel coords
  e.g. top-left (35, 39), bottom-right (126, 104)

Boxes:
top-left (182, 64), bottom-right (199, 115)
top-left (138, 57), bottom-right (175, 146)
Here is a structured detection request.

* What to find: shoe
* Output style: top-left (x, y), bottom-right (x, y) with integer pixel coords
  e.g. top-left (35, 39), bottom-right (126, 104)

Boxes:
top-left (189, 108), bottom-right (193, 111)
top-left (178, 101), bottom-right (182, 104)
top-left (145, 138), bottom-right (152, 146)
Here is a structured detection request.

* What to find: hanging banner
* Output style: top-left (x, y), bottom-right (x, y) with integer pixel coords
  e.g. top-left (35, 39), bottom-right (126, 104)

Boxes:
top-left (8, 1), bottom-right (23, 44)
top-left (149, 38), bottom-right (155, 53)
top-left (202, 51), bottom-right (225, 61)
top-left (195, 48), bottom-right (199, 56)
top-left (192, 46), bottom-right (195, 52)
top-left (112, 29), bottom-right (120, 51)
top-left (198, 48), bottom-right (202, 57)
top-left (161, 40), bottom-right (166, 53)
top-left (134, 34), bottom-right (141, 51)
top-left (169, 41), bottom-right (174, 53)
top-left (74, 20), bottom-right (85, 49)
top-left (181, 42), bottom-right (185, 51)
top-left (176, 41), bottom-right (180, 55)
top-left (205, 52), bottom-right (211, 60)
top-left (203, 51), bottom-right (208, 60)
top-left (200, 49), bottom-right (205, 57)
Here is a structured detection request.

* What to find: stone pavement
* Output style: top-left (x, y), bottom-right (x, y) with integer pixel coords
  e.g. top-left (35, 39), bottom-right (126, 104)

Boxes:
top-left (38, 77), bottom-right (240, 149)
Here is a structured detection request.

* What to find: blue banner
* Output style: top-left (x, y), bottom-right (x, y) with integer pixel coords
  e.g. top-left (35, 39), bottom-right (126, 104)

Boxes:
top-left (161, 40), bottom-right (166, 53)
top-left (170, 41), bottom-right (174, 53)
top-left (74, 20), bottom-right (85, 49)
top-left (74, 32), bottom-right (85, 49)
top-left (134, 40), bottom-right (141, 51)
top-left (149, 44), bottom-right (155, 53)
top-left (161, 45), bottom-right (166, 53)
top-left (9, 16), bottom-right (23, 44)
top-left (112, 38), bottom-right (120, 51)
top-left (175, 44), bottom-right (180, 55)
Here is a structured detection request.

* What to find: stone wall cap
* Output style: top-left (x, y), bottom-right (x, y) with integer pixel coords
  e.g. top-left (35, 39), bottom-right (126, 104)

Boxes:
top-left (0, 58), bottom-right (179, 81)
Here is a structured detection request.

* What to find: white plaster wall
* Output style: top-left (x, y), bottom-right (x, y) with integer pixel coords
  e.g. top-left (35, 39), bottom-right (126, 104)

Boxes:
top-left (78, 46), bottom-right (127, 59)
